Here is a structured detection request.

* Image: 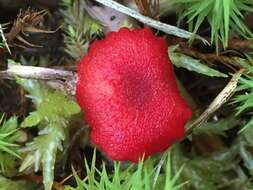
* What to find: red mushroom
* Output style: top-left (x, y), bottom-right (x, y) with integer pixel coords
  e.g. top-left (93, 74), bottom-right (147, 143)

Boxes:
top-left (76, 27), bottom-right (192, 162)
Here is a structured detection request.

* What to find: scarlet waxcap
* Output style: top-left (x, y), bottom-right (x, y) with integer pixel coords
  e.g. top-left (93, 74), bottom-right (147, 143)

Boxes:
top-left (76, 27), bottom-right (192, 162)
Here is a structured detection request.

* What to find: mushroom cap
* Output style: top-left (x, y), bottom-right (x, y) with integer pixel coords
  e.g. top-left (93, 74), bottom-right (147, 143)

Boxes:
top-left (76, 27), bottom-right (192, 162)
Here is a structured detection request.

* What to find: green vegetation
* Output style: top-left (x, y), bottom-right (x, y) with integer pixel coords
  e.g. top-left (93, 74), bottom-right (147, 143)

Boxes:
top-left (1, 0), bottom-right (253, 189)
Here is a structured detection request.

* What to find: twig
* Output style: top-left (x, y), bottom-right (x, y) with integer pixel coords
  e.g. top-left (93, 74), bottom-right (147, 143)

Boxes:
top-left (228, 39), bottom-right (253, 50)
top-left (186, 69), bottom-right (243, 135)
top-left (2, 65), bottom-right (74, 80)
top-left (0, 65), bottom-right (77, 96)
top-left (0, 24), bottom-right (11, 54)
top-left (94, 0), bottom-right (209, 45)
top-left (178, 46), bottom-right (241, 70)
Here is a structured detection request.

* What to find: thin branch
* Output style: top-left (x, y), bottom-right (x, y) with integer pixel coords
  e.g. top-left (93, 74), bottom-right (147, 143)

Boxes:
top-left (0, 65), bottom-right (77, 96)
top-left (1, 65), bottom-right (74, 80)
top-left (94, 0), bottom-right (209, 45)
top-left (228, 39), bottom-right (253, 50)
top-left (0, 24), bottom-right (11, 54)
top-left (186, 69), bottom-right (244, 135)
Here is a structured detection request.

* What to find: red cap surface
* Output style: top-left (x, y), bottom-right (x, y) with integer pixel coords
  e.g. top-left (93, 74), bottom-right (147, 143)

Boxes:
top-left (76, 27), bottom-right (192, 162)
